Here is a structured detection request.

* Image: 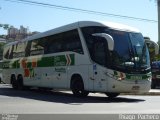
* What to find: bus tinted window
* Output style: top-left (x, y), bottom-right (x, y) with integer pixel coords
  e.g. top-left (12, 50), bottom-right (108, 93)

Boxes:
top-left (0, 42), bottom-right (5, 60)
top-left (30, 39), bottom-right (45, 56)
top-left (45, 29), bottom-right (83, 54)
top-left (46, 33), bottom-right (63, 54)
top-left (81, 26), bottom-right (110, 65)
top-left (3, 46), bottom-right (10, 59)
top-left (13, 42), bottom-right (26, 58)
top-left (4, 29), bottom-right (83, 58)
top-left (63, 29), bottom-right (83, 54)
top-left (3, 42), bottom-right (26, 59)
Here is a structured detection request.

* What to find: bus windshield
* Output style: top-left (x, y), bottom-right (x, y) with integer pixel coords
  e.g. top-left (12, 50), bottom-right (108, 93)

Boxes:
top-left (82, 26), bottom-right (150, 74)
top-left (111, 31), bottom-right (150, 73)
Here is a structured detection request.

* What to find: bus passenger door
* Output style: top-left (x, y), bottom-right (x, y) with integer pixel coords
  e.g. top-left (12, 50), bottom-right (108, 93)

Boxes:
top-left (88, 65), bottom-right (94, 91)
top-left (93, 64), bottom-right (108, 92)
top-left (88, 64), bottom-right (107, 92)
top-left (91, 39), bottom-right (108, 92)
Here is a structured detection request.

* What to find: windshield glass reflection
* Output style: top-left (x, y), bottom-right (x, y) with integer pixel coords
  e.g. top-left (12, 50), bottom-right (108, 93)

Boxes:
top-left (81, 26), bottom-right (150, 74)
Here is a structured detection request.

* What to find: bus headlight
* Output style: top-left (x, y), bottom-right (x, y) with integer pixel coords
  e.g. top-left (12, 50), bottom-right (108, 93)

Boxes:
top-left (117, 76), bottom-right (125, 81)
top-left (116, 72), bottom-right (126, 81)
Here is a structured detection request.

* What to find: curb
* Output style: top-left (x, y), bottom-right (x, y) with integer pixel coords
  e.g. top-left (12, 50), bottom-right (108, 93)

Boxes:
top-left (121, 90), bottom-right (160, 96)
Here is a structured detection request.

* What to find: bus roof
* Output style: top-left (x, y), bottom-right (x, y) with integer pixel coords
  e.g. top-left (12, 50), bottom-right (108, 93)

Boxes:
top-left (6, 21), bottom-right (140, 46)
top-left (78, 21), bottom-right (140, 32)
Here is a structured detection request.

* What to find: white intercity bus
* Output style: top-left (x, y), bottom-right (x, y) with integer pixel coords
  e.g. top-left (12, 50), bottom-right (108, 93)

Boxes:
top-left (2, 21), bottom-right (151, 98)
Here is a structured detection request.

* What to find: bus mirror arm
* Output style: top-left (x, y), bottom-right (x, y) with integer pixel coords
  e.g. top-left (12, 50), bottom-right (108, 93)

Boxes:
top-left (92, 33), bottom-right (114, 51)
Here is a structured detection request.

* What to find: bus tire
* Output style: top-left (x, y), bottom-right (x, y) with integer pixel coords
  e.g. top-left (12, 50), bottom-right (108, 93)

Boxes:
top-left (105, 92), bottom-right (120, 98)
top-left (11, 75), bottom-right (18, 89)
top-left (71, 75), bottom-right (89, 97)
top-left (17, 75), bottom-right (24, 90)
top-left (151, 81), bottom-right (156, 89)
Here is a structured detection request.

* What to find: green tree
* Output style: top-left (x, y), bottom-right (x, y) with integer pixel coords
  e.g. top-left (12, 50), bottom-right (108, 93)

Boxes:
top-left (0, 24), bottom-right (10, 31)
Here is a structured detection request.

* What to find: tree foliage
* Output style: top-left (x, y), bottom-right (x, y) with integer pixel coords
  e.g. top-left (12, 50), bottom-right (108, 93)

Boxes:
top-left (0, 24), bottom-right (10, 30)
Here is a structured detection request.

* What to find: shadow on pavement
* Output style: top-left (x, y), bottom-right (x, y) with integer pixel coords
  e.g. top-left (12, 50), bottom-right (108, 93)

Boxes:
top-left (0, 84), bottom-right (145, 104)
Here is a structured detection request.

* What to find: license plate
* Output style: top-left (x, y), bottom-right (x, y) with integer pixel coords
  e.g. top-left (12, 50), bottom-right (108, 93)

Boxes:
top-left (132, 86), bottom-right (140, 90)
top-left (131, 76), bottom-right (142, 80)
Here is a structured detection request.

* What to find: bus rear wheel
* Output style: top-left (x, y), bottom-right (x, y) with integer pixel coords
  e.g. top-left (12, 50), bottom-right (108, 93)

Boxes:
top-left (105, 92), bottom-right (120, 98)
top-left (17, 75), bottom-right (24, 90)
top-left (71, 76), bottom-right (89, 97)
top-left (11, 75), bottom-right (18, 89)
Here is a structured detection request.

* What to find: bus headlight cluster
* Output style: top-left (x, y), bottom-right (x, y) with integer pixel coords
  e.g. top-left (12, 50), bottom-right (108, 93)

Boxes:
top-left (116, 72), bottom-right (126, 81)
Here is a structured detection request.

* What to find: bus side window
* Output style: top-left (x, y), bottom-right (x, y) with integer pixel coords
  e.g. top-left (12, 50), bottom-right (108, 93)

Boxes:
top-left (8, 45), bottom-right (14, 59)
top-left (64, 29), bottom-right (84, 54)
top-left (46, 34), bottom-right (63, 54)
top-left (12, 43), bottom-right (26, 58)
top-left (30, 39), bottom-right (45, 56)
top-left (25, 41), bottom-right (31, 57)
top-left (3, 46), bottom-right (10, 59)
top-left (45, 29), bottom-right (83, 54)
top-left (3, 45), bottom-right (14, 59)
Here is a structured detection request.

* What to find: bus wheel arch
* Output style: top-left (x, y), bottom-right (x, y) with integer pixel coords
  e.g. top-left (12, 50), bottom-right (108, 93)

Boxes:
top-left (70, 74), bottom-right (89, 97)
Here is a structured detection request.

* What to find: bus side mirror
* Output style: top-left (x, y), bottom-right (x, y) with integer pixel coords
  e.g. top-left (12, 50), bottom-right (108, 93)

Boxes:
top-left (144, 37), bottom-right (159, 55)
top-left (92, 33), bottom-right (114, 51)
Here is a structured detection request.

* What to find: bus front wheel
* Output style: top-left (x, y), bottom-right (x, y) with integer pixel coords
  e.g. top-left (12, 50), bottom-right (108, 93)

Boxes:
top-left (71, 76), bottom-right (89, 97)
top-left (151, 80), bottom-right (156, 89)
top-left (105, 92), bottom-right (120, 98)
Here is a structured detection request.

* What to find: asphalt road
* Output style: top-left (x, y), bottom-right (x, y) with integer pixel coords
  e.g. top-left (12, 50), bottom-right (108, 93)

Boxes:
top-left (0, 84), bottom-right (160, 114)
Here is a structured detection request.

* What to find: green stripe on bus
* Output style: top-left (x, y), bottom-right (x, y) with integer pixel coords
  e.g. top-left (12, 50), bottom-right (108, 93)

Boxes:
top-left (38, 56), bottom-right (54, 67)
top-left (3, 54), bottom-right (75, 69)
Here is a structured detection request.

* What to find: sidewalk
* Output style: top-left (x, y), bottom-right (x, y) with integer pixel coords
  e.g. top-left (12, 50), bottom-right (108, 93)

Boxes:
top-left (122, 89), bottom-right (160, 95)
top-left (144, 89), bottom-right (160, 95)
